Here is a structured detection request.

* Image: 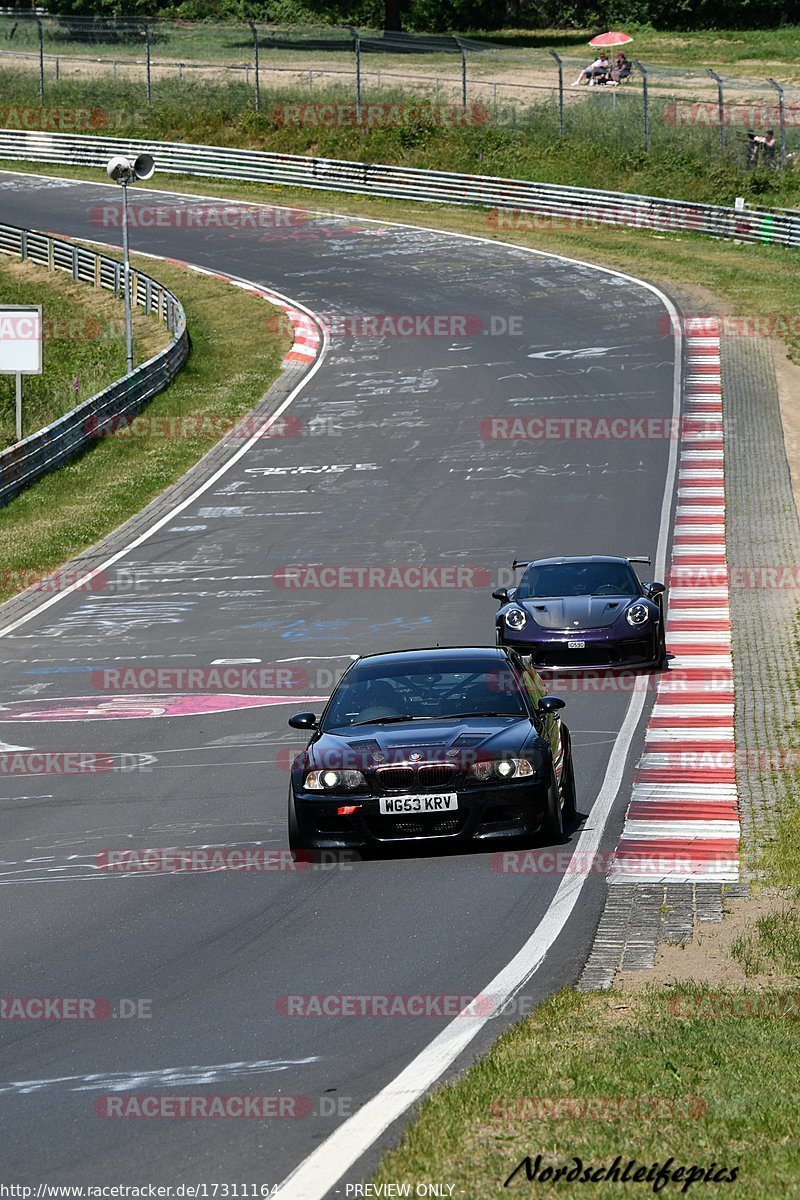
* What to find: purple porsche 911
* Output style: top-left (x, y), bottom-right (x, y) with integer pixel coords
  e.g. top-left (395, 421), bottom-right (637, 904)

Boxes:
top-left (493, 555), bottom-right (667, 670)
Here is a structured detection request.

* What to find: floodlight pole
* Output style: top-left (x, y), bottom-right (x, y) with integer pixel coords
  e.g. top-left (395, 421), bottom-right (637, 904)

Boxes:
top-left (120, 177), bottom-right (133, 375)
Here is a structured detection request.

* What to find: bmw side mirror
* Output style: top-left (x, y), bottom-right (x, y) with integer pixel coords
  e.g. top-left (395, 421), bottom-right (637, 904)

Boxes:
top-left (539, 695), bottom-right (566, 714)
top-left (492, 587), bottom-right (509, 602)
top-left (646, 582), bottom-right (666, 597)
top-left (288, 712), bottom-right (318, 730)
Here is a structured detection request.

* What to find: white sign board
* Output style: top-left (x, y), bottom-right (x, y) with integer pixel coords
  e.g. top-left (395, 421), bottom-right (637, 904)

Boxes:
top-left (0, 306), bottom-right (43, 375)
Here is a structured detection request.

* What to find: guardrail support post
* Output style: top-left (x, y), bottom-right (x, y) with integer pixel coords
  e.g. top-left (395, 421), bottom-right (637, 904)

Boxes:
top-left (707, 69), bottom-right (725, 155)
top-left (768, 79), bottom-right (787, 169)
top-left (37, 18), bottom-right (44, 103)
top-left (548, 49), bottom-right (563, 139)
top-left (249, 22), bottom-right (260, 114)
top-left (635, 60), bottom-right (649, 150)
top-left (145, 24), bottom-right (152, 106)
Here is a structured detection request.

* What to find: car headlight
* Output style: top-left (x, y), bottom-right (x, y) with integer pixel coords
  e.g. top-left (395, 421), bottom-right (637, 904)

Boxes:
top-left (469, 758), bottom-right (535, 781)
top-left (504, 607), bottom-right (527, 631)
top-left (626, 603), bottom-right (650, 626)
top-left (304, 769), bottom-right (365, 791)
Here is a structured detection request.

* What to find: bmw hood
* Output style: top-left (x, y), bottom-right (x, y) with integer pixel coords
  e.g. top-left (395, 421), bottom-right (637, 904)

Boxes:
top-left (302, 718), bottom-right (535, 770)
top-left (522, 596), bottom-right (629, 630)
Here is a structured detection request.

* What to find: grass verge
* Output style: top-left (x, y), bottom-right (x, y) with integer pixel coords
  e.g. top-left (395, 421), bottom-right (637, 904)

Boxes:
top-left (0, 254), bottom-right (167, 446)
top-left (373, 987), bottom-right (798, 1198)
top-left (0, 70), bottom-right (797, 208)
top-left (0, 249), bottom-right (291, 604)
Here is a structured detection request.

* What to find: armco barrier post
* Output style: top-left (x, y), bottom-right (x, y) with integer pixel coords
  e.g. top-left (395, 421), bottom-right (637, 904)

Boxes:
top-left (707, 68), bottom-right (725, 155)
top-left (548, 49), bottom-right (563, 139)
top-left (768, 79), bottom-right (787, 169)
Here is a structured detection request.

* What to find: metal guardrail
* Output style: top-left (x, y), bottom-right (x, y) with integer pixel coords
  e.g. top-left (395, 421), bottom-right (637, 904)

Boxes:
top-left (0, 219), bottom-right (188, 507)
top-left (0, 128), bottom-right (798, 249)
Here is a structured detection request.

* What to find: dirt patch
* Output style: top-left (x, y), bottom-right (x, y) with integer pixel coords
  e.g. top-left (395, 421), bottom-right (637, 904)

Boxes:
top-left (616, 889), bottom-right (797, 990)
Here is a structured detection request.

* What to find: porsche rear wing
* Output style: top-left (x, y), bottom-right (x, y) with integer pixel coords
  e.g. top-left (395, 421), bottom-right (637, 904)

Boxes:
top-left (511, 555), bottom-right (651, 570)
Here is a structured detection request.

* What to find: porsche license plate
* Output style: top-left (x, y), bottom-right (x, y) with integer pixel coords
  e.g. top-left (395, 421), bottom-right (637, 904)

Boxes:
top-left (379, 794), bottom-right (458, 815)
top-left (567, 640), bottom-right (586, 649)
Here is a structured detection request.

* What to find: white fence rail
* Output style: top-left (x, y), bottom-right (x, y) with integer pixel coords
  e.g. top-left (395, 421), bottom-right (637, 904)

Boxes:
top-left (0, 218), bottom-right (188, 506)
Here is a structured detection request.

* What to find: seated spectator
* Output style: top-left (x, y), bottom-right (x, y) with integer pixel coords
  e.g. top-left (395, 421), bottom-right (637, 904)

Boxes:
top-left (609, 52), bottom-right (631, 84)
top-left (572, 53), bottom-right (610, 86)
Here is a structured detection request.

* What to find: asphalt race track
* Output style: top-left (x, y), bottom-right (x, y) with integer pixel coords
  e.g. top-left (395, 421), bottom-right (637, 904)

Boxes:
top-left (0, 172), bottom-right (679, 1191)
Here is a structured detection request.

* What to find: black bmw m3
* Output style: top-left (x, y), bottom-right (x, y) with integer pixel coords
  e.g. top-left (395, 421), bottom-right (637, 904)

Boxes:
top-left (287, 645), bottom-right (575, 852)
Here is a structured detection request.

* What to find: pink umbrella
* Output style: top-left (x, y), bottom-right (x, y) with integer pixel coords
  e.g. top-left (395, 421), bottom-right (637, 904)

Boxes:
top-left (588, 31), bottom-right (633, 47)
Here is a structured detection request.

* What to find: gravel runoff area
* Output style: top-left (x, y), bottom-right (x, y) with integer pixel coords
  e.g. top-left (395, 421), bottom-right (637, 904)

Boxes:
top-left (579, 334), bottom-right (797, 989)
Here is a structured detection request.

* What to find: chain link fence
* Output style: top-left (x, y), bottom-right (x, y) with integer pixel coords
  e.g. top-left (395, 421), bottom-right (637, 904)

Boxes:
top-left (0, 13), bottom-right (798, 167)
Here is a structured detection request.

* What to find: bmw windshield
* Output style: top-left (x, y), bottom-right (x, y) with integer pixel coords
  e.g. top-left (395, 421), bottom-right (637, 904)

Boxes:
top-left (322, 658), bottom-right (529, 729)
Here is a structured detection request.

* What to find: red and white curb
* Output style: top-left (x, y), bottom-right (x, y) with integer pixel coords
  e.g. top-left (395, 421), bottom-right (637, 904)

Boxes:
top-left (609, 330), bottom-right (739, 884)
top-left (179, 265), bottom-right (321, 365)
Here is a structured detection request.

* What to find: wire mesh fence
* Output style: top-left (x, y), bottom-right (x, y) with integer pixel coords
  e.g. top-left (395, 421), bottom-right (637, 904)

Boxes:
top-left (0, 13), bottom-right (798, 167)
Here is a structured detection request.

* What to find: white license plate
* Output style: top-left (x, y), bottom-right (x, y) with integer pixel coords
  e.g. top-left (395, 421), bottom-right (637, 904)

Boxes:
top-left (379, 793), bottom-right (458, 815)
top-left (567, 640), bottom-right (586, 649)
